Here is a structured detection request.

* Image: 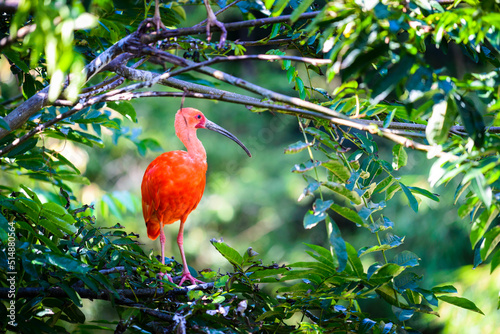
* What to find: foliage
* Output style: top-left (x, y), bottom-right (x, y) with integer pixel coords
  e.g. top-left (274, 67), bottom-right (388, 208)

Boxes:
top-left (1, 0), bottom-right (500, 332)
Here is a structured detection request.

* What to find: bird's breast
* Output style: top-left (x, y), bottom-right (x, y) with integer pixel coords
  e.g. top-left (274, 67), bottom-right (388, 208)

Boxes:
top-left (141, 150), bottom-right (207, 226)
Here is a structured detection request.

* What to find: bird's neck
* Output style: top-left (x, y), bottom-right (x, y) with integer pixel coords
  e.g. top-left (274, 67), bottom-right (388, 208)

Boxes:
top-left (178, 129), bottom-right (207, 161)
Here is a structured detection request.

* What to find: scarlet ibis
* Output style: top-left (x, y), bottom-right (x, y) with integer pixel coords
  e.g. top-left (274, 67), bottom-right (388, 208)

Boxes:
top-left (141, 108), bottom-right (251, 285)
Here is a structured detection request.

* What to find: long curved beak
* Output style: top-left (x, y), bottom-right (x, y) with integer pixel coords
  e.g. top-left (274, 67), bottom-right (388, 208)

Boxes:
top-left (205, 119), bottom-right (252, 157)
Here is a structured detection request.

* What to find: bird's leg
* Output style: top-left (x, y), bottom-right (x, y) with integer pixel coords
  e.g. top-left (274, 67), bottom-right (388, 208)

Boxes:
top-left (157, 227), bottom-right (173, 283)
top-left (177, 219), bottom-right (204, 286)
top-left (153, 0), bottom-right (166, 32)
top-left (202, 0), bottom-right (227, 49)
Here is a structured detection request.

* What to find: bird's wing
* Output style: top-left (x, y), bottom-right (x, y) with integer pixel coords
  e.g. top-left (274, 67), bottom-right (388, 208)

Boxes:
top-left (141, 151), bottom-right (206, 240)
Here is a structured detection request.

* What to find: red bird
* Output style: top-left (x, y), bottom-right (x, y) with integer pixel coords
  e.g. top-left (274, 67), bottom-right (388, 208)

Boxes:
top-left (141, 108), bottom-right (251, 285)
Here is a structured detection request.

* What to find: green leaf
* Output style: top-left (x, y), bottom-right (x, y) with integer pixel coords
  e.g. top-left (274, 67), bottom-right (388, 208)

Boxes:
top-left (7, 138), bottom-right (38, 158)
top-left (392, 306), bottom-right (415, 322)
top-left (480, 226), bottom-right (500, 261)
top-left (438, 295), bottom-right (484, 315)
top-left (358, 244), bottom-right (392, 257)
top-left (290, 0), bottom-right (314, 22)
top-left (407, 186), bottom-right (440, 202)
top-left (14, 197), bottom-right (41, 220)
top-left (0, 116), bottom-right (11, 131)
top-left (455, 93), bottom-right (485, 147)
top-left (392, 144), bottom-right (407, 170)
top-left (490, 250), bottom-right (500, 274)
top-left (330, 203), bottom-right (365, 226)
top-left (322, 160), bottom-right (351, 182)
top-left (295, 76), bottom-right (306, 100)
top-left (370, 263), bottom-right (405, 281)
top-left (375, 176), bottom-right (397, 193)
top-left (399, 182), bottom-right (419, 212)
top-left (383, 108), bottom-right (397, 128)
top-left (329, 218), bottom-right (347, 272)
top-left (425, 97), bottom-right (457, 145)
top-left (323, 182), bottom-right (361, 204)
top-left (382, 233), bottom-right (405, 248)
top-left (303, 199), bottom-right (332, 229)
top-left (33, 253), bottom-right (91, 274)
top-left (346, 242), bottom-right (363, 276)
top-left (392, 251), bottom-right (420, 268)
top-left (303, 210), bottom-right (326, 229)
top-left (271, 0), bottom-right (289, 17)
top-left (305, 128), bottom-right (336, 150)
top-left (210, 239), bottom-right (243, 269)
top-left (376, 284), bottom-right (409, 307)
top-left (291, 160), bottom-right (322, 173)
top-left (432, 285), bottom-right (458, 294)
top-left (470, 173), bottom-right (492, 208)
top-left (58, 282), bottom-right (83, 307)
top-left (470, 206), bottom-right (499, 249)
top-left (107, 101), bottom-right (137, 122)
top-left (63, 300), bottom-right (86, 323)
top-left (371, 56), bottom-right (414, 104)
top-left (304, 243), bottom-right (334, 264)
top-left (368, 216), bottom-right (394, 233)
top-left (41, 202), bottom-right (77, 235)
top-left (284, 141), bottom-right (312, 154)
top-left (355, 132), bottom-right (377, 154)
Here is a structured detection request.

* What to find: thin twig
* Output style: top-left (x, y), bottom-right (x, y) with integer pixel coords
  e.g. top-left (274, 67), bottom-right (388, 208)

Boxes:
top-left (0, 23), bottom-right (37, 51)
top-left (141, 11), bottom-right (320, 44)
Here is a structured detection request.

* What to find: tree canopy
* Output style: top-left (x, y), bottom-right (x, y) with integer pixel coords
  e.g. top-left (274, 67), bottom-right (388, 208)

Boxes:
top-left (1, 0), bottom-right (500, 332)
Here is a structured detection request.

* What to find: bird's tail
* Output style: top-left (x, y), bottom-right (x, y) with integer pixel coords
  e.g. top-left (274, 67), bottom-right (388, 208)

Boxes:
top-left (146, 218), bottom-right (161, 240)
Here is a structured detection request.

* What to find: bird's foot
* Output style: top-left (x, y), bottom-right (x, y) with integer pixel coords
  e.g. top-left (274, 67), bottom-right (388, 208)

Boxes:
top-left (157, 271), bottom-right (174, 284)
top-left (206, 17), bottom-right (227, 49)
top-left (178, 272), bottom-right (205, 286)
top-left (203, 0), bottom-right (227, 49)
top-left (152, 14), bottom-right (166, 33)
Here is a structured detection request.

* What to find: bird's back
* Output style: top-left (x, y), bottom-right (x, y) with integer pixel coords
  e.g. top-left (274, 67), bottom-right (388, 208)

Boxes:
top-left (141, 150), bottom-right (207, 240)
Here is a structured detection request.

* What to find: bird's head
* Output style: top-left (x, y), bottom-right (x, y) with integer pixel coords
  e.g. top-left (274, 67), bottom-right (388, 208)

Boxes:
top-left (176, 108), bottom-right (252, 157)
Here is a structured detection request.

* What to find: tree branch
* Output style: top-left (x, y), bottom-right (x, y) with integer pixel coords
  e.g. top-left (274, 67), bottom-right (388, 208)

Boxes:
top-left (0, 33), bottom-right (136, 140)
top-left (0, 283), bottom-right (214, 301)
top-left (141, 11), bottom-right (320, 44)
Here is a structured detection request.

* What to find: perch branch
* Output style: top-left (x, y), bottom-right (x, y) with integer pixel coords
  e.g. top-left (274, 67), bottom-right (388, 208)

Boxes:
top-left (0, 283), bottom-right (214, 301)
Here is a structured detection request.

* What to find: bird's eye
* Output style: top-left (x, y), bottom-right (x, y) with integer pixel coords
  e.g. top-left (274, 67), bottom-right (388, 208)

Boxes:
top-left (196, 114), bottom-right (202, 119)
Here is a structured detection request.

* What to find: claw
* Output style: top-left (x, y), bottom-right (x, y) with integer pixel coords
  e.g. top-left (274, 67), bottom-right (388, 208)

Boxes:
top-left (157, 270), bottom-right (174, 284)
top-left (203, 0), bottom-right (227, 49)
top-left (178, 271), bottom-right (205, 286)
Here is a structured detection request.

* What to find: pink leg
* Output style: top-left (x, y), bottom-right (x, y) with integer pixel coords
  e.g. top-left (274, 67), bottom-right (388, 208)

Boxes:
top-left (177, 218), bottom-right (204, 286)
top-left (158, 227), bottom-right (173, 283)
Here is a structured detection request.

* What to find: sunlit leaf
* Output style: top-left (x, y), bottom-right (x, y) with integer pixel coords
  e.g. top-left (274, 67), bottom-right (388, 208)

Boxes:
top-left (392, 144), bottom-right (408, 170)
top-left (322, 160), bottom-right (351, 182)
top-left (210, 239), bottom-right (243, 270)
top-left (480, 226), bottom-right (500, 261)
top-left (470, 206), bottom-right (499, 249)
top-left (323, 182), bottom-right (361, 204)
top-left (330, 203), bottom-right (365, 226)
top-left (438, 295), bottom-right (484, 315)
top-left (284, 141), bottom-right (312, 154)
top-left (399, 182), bottom-right (419, 212)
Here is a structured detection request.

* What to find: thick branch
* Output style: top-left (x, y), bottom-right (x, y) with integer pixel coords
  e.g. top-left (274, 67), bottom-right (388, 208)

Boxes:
top-left (0, 33), bottom-right (135, 140)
